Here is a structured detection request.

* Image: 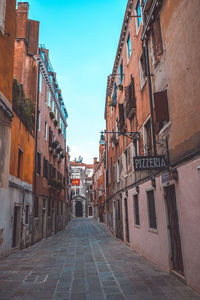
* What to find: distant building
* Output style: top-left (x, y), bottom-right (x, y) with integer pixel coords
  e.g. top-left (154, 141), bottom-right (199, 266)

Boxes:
top-left (71, 161), bottom-right (93, 218)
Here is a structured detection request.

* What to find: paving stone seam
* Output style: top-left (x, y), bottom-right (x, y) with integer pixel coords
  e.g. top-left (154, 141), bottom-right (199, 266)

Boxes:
top-left (89, 239), bottom-right (106, 300)
top-left (97, 241), bottom-right (127, 300)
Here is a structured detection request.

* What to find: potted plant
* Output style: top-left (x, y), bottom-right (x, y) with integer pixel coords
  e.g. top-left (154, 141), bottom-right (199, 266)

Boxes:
top-left (50, 111), bottom-right (55, 119)
top-left (48, 146), bottom-right (53, 153)
top-left (54, 119), bottom-right (58, 126)
top-left (118, 84), bottom-right (123, 91)
top-left (58, 128), bottom-right (62, 134)
top-left (52, 140), bottom-right (59, 148)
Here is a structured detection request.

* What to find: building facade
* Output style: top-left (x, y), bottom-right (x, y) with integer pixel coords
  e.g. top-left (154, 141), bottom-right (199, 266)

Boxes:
top-left (8, 1), bottom-right (39, 253)
top-left (92, 143), bottom-right (106, 222)
top-left (0, 0), bottom-right (16, 258)
top-left (103, 0), bottom-right (200, 294)
top-left (33, 46), bottom-right (69, 243)
top-left (71, 160), bottom-right (93, 218)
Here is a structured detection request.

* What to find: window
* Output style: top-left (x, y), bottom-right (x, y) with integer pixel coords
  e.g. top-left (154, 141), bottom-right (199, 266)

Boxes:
top-left (119, 60), bottom-right (124, 84)
top-left (144, 119), bottom-right (152, 155)
top-left (34, 197), bottom-right (39, 218)
top-left (154, 90), bottom-right (169, 133)
top-left (147, 190), bottom-right (157, 229)
top-left (139, 48), bottom-right (147, 89)
top-left (133, 194), bottom-right (140, 225)
top-left (127, 33), bottom-right (131, 62)
top-left (37, 152), bottom-right (41, 175)
top-left (112, 83), bottom-right (118, 106)
top-left (43, 158), bottom-right (48, 179)
top-left (124, 149), bottom-right (128, 175)
top-left (152, 17), bottom-right (163, 66)
top-left (17, 148), bottom-right (23, 178)
top-left (55, 108), bottom-right (57, 119)
top-left (61, 203), bottom-right (63, 215)
top-left (39, 72), bottom-right (42, 93)
top-left (25, 205), bottom-right (29, 224)
top-left (117, 159), bottom-right (120, 182)
top-left (49, 127), bottom-right (52, 147)
top-left (52, 99), bottom-right (54, 112)
top-left (38, 110), bottom-right (41, 131)
top-left (136, 0), bottom-right (142, 30)
top-left (0, 0), bottom-right (6, 33)
top-left (45, 121), bottom-right (47, 140)
top-left (57, 201), bottom-right (59, 216)
top-left (48, 199), bottom-right (51, 216)
top-left (43, 198), bottom-right (46, 208)
top-left (48, 90), bottom-right (51, 107)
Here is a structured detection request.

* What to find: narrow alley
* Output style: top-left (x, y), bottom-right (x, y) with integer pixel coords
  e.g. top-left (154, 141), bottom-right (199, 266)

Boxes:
top-left (0, 219), bottom-right (199, 300)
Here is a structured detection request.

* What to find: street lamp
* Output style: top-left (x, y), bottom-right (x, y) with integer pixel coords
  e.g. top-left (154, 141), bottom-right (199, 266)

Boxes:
top-left (100, 130), bottom-right (140, 143)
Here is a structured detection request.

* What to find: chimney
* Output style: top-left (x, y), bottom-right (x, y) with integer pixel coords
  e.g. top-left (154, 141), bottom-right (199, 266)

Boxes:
top-left (16, 2), bottom-right (29, 40)
top-left (93, 157), bottom-right (98, 165)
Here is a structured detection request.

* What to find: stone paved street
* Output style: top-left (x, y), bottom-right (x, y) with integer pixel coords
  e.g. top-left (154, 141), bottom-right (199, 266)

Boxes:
top-left (0, 219), bottom-right (199, 300)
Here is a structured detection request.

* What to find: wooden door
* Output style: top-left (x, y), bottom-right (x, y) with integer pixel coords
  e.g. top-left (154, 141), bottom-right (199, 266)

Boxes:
top-left (165, 185), bottom-right (184, 275)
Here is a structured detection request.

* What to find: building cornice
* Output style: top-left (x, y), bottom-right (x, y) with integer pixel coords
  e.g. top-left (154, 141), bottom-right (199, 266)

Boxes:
top-left (34, 54), bottom-right (68, 128)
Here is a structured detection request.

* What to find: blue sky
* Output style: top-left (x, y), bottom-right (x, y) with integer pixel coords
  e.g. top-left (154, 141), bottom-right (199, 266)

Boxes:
top-left (26, 0), bottom-right (127, 163)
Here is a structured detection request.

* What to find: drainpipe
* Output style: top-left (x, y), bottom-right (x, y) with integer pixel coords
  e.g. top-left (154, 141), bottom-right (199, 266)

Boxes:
top-left (142, 4), bottom-right (157, 156)
top-left (32, 60), bottom-right (40, 244)
top-left (144, 41), bottom-right (157, 155)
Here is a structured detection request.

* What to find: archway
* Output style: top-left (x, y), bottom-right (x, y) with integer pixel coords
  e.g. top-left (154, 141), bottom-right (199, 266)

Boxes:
top-left (75, 201), bottom-right (83, 217)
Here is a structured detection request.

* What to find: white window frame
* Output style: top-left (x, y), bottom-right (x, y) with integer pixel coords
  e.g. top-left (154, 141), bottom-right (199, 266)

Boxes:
top-left (45, 121), bottom-right (47, 140)
top-left (139, 52), bottom-right (147, 90)
top-left (135, 0), bottom-right (142, 35)
top-left (126, 31), bottom-right (131, 64)
top-left (143, 116), bottom-right (152, 156)
top-left (48, 90), bottom-right (51, 107)
top-left (39, 72), bottom-right (42, 93)
top-left (0, 0), bottom-right (6, 34)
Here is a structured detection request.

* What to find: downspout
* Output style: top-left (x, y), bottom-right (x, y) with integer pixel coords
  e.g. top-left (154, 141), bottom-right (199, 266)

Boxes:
top-left (142, 6), bottom-right (157, 156)
top-left (32, 59), bottom-right (40, 243)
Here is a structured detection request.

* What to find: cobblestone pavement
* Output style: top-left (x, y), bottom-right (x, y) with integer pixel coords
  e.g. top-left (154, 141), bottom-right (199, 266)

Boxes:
top-left (0, 219), bottom-right (199, 300)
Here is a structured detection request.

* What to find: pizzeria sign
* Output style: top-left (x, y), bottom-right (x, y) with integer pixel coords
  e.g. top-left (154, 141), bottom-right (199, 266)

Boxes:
top-left (133, 155), bottom-right (168, 171)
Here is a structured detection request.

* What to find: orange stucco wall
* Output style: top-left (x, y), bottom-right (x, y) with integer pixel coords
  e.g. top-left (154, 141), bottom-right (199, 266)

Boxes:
top-left (0, 0), bottom-right (16, 102)
top-left (10, 115), bottom-right (34, 184)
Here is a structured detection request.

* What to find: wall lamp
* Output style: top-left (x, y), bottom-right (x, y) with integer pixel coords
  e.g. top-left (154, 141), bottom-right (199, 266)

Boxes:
top-left (172, 168), bottom-right (178, 181)
top-left (100, 130), bottom-right (140, 144)
top-left (151, 175), bottom-right (156, 188)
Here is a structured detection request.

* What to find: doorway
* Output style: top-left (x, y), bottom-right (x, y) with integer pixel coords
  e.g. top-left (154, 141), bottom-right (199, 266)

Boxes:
top-left (75, 201), bottom-right (83, 217)
top-left (124, 198), bottom-right (130, 243)
top-left (88, 206), bottom-right (93, 217)
top-left (12, 206), bottom-right (21, 248)
top-left (165, 185), bottom-right (184, 275)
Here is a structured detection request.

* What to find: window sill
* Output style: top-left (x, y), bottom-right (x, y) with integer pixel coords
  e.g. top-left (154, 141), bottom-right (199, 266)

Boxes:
top-left (148, 228), bottom-right (158, 234)
top-left (134, 224), bottom-right (140, 229)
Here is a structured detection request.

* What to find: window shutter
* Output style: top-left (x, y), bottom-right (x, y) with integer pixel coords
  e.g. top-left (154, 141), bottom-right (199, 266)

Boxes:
top-left (142, 47), bottom-right (147, 75)
top-left (154, 90), bottom-right (169, 123)
top-left (118, 104), bottom-right (124, 127)
top-left (153, 18), bottom-right (163, 59)
top-left (130, 76), bottom-right (136, 101)
top-left (43, 157), bottom-right (45, 177)
top-left (125, 86), bottom-right (129, 103)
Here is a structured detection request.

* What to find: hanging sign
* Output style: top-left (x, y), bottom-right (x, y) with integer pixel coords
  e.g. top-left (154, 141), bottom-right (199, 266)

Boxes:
top-left (133, 155), bottom-right (168, 171)
top-left (72, 179), bottom-right (80, 186)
